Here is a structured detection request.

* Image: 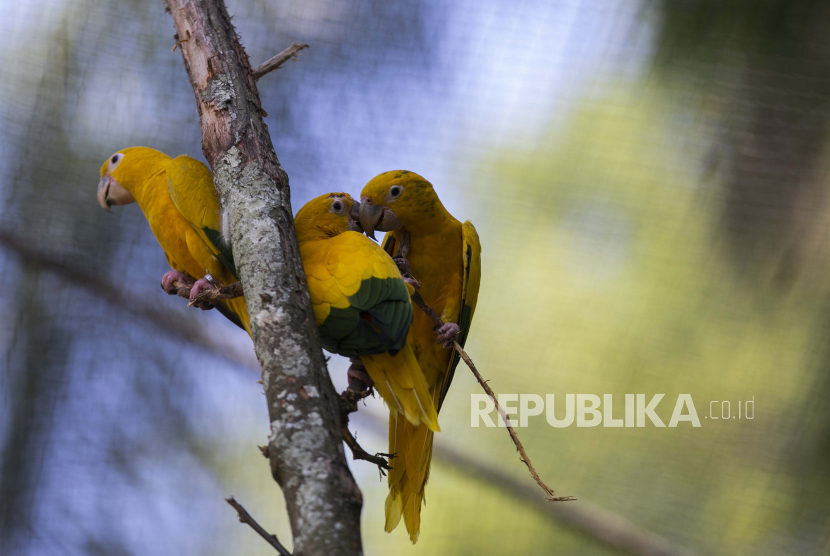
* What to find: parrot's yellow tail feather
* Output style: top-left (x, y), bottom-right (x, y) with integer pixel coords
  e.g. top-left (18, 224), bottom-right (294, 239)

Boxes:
top-left (384, 412), bottom-right (435, 544)
top-left (361, 345), bottom-right (439, 431)
top-left (384, 488), bottom-right (403, 532)
top-left (402, 490), bottom-right (423, 543)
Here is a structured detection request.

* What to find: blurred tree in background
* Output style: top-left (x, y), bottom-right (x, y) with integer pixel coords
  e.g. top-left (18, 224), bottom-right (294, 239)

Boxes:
top-left (1, 0), bottom-right (829, 555)
top-left (657, 0), bottom-right (830, 273)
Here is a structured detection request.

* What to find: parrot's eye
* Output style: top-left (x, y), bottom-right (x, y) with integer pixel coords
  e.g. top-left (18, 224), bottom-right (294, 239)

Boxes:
top-left (330, 199), bottom-right (346, 214)
top-left (389, 185), bottom-right (402, 198)
top-left (109, 153), bottom-right (123, 171)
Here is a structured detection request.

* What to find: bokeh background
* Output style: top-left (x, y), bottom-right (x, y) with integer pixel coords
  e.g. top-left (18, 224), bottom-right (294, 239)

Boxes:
top-left (2, 0), bottom-right (830, 554)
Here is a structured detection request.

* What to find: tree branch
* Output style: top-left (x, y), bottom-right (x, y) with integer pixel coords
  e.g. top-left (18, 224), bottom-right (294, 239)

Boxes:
top-left (252, 43), bottom-right (309, 80)
top-left (226, 497), bottom-right (292, 556)
top-left (164, 2), bottom-right (362, 555)
top-left (0, 230), bottom-right (256, 370)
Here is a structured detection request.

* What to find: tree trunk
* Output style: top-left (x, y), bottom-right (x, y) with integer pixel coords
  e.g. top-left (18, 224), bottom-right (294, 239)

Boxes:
top-left (164, 1), bottom-right (363, 554)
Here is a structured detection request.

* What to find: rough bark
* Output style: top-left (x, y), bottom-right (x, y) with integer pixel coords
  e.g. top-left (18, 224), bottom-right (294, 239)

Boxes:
top-left (164, 2), bottom-right (363, 555)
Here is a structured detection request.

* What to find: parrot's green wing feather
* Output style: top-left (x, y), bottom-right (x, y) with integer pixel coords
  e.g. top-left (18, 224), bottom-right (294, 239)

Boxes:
top-left (202, 227), bottom-right (237, 279)
top-left (167, 156), bottom-right (237, 279)
top-left (310, 232), bottom-right (413, 357)
top-left (318, 283), bottom-right (411, 357)
top-left (438, 221), bottom-right (481, 412)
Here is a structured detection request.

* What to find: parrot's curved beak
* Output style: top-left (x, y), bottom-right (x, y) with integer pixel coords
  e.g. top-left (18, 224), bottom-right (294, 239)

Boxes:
top-left (97, 175), bottom-right (135, 211)
top-left (348, 201), bottom-right (364, 233)
top-left (359, 200), bottom-right (401, 240)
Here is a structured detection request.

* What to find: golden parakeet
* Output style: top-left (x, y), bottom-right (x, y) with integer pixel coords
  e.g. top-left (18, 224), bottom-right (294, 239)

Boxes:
top-left (294, 192), bottom-right (439, 431)
top-left (359, 171), bottom-right (482, 543)
top-left (97, 147), bottom-right (250, 334)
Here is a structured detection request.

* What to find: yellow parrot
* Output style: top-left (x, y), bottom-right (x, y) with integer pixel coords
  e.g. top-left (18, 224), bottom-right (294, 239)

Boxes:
top-left (97, 147), bottom-right (250, 334)
top-left (359, 171), bottom-right (482, 543)
top-left (294, 192), bottom-right (439, 431)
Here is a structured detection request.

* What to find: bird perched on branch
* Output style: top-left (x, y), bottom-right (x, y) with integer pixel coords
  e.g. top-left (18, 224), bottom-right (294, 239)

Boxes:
top-left (97, 147), bottom-right (249, 334)
top-left (360, 171), bottom-right (481, 543)
top-left (294, 192), bottom-right (439, 431)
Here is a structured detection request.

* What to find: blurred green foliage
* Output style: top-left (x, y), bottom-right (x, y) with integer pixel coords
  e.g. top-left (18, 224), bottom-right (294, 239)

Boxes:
top-left (657, 0), bottom-right (827, 61)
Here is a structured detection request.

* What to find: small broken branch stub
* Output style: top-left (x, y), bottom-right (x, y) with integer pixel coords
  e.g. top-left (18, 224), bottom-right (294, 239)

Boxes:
top-left (252, 43), bottom-right (309, 80)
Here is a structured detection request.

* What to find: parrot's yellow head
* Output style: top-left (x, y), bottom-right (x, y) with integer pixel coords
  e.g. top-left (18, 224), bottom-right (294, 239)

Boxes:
top-left (97, 147), bottom-right (168, 211)
top-left (359, 170), bottom-right (446, 239)
top-left (294, 192), bottom-right (362, 243)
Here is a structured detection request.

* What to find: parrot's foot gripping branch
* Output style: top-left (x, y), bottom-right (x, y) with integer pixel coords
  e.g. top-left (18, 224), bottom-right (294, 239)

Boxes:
top-left (435, 322), bottom-right (461, 349)
top-left (167, 278), bottom-right (244, 310)
top-left (346, 359), bottom-right (374, 391)
top-left (161, 270), bottom-right (194, 293)
top-left (392, 255), bottom-right (421, 290)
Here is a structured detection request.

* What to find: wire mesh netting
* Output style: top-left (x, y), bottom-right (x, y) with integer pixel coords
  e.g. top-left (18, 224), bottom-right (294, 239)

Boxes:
top-left (1, 0), bottom-right (830, 554)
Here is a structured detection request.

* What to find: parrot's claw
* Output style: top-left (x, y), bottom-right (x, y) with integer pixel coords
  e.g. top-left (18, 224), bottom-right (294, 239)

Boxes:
top-left (189, 277), bottom-right (218, 310)
top-left (392, 257), bottom-right (420, 289)
top-left (392, 255), bottom-right (411, 276)
top-left (436, 322), bottom-right (461, 349)
top-left (161, 270), bottom-right (193, 295)
top-left (401, 273), bottom-right (420, 290)
top-left (347, 362), bottom-right (374, 392)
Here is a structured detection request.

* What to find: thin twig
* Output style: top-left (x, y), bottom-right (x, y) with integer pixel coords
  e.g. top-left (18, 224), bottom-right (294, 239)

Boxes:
top-left (454, 338), bottom-right (574, 502)
top-left (404, 235), bottom-right (573, 502)
top-left (251, 43), bottom-right (309, 80)
top-left (225, 497), bottom-right (292, 556)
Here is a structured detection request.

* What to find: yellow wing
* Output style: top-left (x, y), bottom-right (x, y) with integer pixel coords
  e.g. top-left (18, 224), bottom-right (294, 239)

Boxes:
top-left (166, 155), bottom-right (249, 333)
top-left (166, 156), bottom-right (236, 275)
top-left (437, 221), bottom-right (481, 411)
